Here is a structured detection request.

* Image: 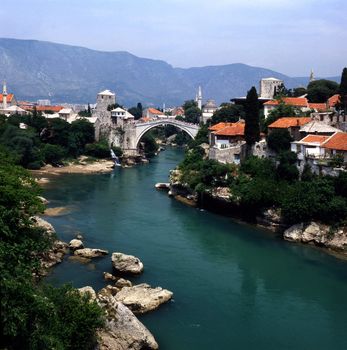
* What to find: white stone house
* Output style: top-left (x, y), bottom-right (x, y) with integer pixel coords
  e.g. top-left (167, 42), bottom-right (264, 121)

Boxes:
top-left (142, 108), bottom-right (165, 120)
top-left (291, 132), bottom-right (347, 175)
top-left (111, 107), bottom-right (135, 128)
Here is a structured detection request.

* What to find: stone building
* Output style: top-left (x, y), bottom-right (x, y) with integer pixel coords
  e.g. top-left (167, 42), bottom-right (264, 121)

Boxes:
top-left (259, 77), bottom-right (283, 99)
top-left (0, 81), bottom-right (17, 110)
top-left (201, 100), bottom-right (218, 124)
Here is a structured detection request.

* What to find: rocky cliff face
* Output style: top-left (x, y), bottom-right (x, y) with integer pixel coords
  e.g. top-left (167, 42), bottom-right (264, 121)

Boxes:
top-left (284, 222), bottom-right (347, 253)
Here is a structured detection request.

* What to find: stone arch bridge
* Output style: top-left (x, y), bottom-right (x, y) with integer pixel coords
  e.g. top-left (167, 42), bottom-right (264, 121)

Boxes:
top-left (123, 119), bottom-right (200, 156)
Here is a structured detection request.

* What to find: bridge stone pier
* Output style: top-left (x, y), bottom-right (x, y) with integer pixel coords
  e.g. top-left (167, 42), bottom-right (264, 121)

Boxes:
top-left (122, 119), bottom-right (200, 156)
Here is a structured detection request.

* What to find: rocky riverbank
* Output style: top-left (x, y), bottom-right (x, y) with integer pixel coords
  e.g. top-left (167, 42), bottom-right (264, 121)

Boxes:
top-left (36, 214), bottom-right (172, 349)
top-left (168, 172), bottom-right (347, 258)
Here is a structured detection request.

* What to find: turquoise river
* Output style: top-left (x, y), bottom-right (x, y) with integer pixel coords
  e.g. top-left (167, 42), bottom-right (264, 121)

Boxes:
top-left (44, 147), bottom-right (347, 350)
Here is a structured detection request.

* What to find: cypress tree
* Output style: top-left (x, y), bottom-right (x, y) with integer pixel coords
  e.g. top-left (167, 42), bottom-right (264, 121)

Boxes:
top-left (339, 67), bottom-right (347, 112)
top-left (244, 86), bottom-right (260, 148)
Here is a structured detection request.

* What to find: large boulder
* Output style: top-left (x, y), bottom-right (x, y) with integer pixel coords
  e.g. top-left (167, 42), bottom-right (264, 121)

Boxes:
top-left (115, 283), bottom-right (173, 314)
top-left (74, 248), bottom-right (108, 258)
top-left (97, 293), bottom-right (158, 350)
top-left (69, 239), bottom-right (84, 251)
top-left (112, 252), bottom-right (144, 274)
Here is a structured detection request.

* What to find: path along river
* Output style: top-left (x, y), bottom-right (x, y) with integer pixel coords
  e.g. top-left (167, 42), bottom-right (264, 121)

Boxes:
top-left (45, 147), bottom-right (347, 350)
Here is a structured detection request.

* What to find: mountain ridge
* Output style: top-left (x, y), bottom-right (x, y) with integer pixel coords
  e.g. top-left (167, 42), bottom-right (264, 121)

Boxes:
top-left (0, 38), bottom-right (340, 106)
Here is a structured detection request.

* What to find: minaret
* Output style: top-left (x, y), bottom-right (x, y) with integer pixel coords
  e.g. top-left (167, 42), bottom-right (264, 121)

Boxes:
top-left (197, 86), bottom-right (202, 110)
top-left (2, 81), bottom-right (7, 109)
top-left (309, 69), bottom-right (315, 83)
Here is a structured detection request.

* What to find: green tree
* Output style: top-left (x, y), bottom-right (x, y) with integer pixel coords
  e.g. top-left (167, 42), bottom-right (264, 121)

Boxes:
top-left (185, 106), bottom-right (201, 124)
top-left (267, 129), bottom-right (292, 153)
top-left (263, 101), bottom-right (298, 132)
top-left (338, 67), bottom-right (347, 112)
top-left (244, 86), bottom-right (260, 149)
top-left (292, 87), bottom-right (307, 97)
top-left (307, 79), bottom-right (339, 102)
top-left (210, 103), bottom-right (244, 124)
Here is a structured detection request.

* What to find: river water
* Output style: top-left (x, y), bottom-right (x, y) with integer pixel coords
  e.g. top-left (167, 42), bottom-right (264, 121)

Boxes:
top-left (44, 147), bottom-right (347, 350)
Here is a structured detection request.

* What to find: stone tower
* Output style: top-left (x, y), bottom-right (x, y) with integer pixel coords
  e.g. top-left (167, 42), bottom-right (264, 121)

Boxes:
top-left (309, 69), bottom-right (315, 83)
top-left (259, 77), bottom-right (283, 99)
top-left (2, 81), bottom-right (7, 109)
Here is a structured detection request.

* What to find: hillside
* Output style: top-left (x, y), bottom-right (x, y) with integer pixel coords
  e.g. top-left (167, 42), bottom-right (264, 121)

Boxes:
top-left (0, 38), bottom-right (339, 106)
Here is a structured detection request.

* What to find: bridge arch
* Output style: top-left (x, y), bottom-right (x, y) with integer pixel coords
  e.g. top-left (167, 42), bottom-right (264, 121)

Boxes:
top-left (135, 119), bottom-right (199, 148)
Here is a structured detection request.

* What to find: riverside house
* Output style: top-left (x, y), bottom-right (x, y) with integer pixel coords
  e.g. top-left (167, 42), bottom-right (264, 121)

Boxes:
top-left (268, 117), bottom-right (312, 140)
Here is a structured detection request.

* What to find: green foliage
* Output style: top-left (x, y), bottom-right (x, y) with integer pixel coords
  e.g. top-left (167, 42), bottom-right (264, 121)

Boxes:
top-left (244, 86), bottom-right (260, 146)
top-left (240, 156), bottom-right (276, 180)
top-left (184, 106), bottom-right (201, 124)
top-left (210, 104), bottom-right (244, 124)
top-left (107, 103), bottom-right (123, 111)
top-left (0, 149), bottom-right (104, 349)
top-left (140, 132), bottom-right (158, 157)
top-left (42, 144), bottom-right (66, 164)
top-left (175, 131), bottom-right (191, 146)
top-left (307, 79), bottom-right (339, 103)
top-left (188, 124), bottom-right (208, 148)
top-left (276, 151), bottom-right (299, 181)
top-left (338, 67), bottom-right (347, 112)
top-left (85, 139), bottom-right (110, 158)
top-left (292, 87), bottom-right (307, 97)
top-left (128, 103), bottom-right (143, 120)
top-left (267, 129), bottom-right (292, 153)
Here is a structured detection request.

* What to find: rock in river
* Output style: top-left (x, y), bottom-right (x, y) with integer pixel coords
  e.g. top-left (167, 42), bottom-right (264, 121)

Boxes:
top-left (31, 216), bottom-right (56, 235)
top-left (112, 252), bottom-right (144, 274)
top-left (97, 291), bottom-right (158, 350)
top-left (115, 283), bottom-right (173, 314)
top-left (69, 239), bottom-right (84, 251)
top-left (74, 248), bottom-right (108, 258)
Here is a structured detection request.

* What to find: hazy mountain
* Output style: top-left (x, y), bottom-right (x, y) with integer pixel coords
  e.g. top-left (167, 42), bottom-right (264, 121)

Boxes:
top-left (0, 38), bottom-right (340, 106)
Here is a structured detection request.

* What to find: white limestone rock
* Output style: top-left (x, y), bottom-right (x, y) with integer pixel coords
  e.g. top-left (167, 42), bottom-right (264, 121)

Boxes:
top-left (69, 239), bottom-right (84, 251)
top-left (74, 248), bottom-right (108, 258)
top-left (115, 283), bottom-right (173, 314)
top-left (283, 223), bottom-right (304, 242)
top-left (115, 278), bottom-right (132, 289)
top-left (78, 286), bottom-right (97, 301)
top-left (31, 216), bottom-right (56, 235)
top-left (97, 293), bottom-right (158, 350)
top-left (284, 222), bottom-right (347, 252)
top-left (112, 252), bottom-right (144, 274)
top-left (103, 272), bottom-right (117, 281)
top-left (38, 240), bottom-right (68, 276)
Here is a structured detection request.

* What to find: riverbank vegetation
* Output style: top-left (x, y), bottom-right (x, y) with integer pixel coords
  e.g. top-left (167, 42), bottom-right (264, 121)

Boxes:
top-left (177, 128), bottom-right (347, 226)
top-left (0, 111), bottom-right (123, 169)
top-left (0, 148), bottom-right (104, 349)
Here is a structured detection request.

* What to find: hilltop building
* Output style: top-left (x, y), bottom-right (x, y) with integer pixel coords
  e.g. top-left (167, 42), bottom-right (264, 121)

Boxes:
top-left (259, 77), bottom-right (284, 99)
top-left (142, 108), bottom-right (165, 120)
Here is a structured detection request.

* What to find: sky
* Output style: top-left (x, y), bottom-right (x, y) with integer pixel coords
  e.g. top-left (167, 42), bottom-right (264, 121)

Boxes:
top-left (0, 0), bottom-right (346, 77)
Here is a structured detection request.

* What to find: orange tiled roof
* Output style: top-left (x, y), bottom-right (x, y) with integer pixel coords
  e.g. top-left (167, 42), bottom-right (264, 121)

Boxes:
top-left (308, 103), bottom-right (327, 111)
top-left (212, 122), bottom-right (245, 137)
top-left (268, 117), bottom-right (311, 129)
top-left (327, 94), bottom-right (340, 107)
top-left (264, 97), bottom-right (308, 107)
top-left (209, 122), bottom-right (236, 131)
top-left (300, 135), bottom-right (329, 145)
top-left (148, 108), bottom-right (164, 115)
top-left (323, 133), bottom-right (347, 151)
top-left (24, 105), bottom-right (64, 112)
top-left (0, 93), bottom-right (14, 103)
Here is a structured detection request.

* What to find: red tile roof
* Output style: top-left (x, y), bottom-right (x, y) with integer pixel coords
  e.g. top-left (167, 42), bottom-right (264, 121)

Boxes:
top-left (264, 97), bottom-right (308, 107)
top-left (0, 93), bottom-right (14, 103)
top-left (148, 108), bottom-right (164, 115)
top-left (268, 117), bottom-right (312, 129)
top-left (308, 103), bottom-right (327, 111)
top-left (327, 94), bottom-right (340, 107)
top-left (211, 122), bottom-right (245, 137)
top-left (24, 105), bottom-right (64, 112)
top-left (300, 135), bottom-right (329, 145)
top-left (323, 133), bottom-right (347, 151)
top-left (209, 122), bottom-right (236, 131)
